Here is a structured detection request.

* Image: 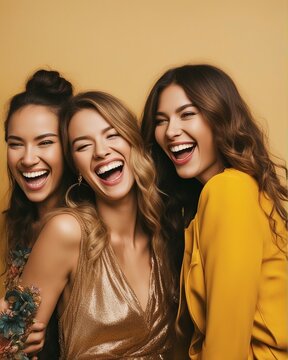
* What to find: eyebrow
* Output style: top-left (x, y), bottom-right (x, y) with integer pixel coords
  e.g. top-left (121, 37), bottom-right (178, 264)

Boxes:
top-left (7, 133), bottom-right (58, 141)
top-left (71, 125), bottom-right (113, 146)
top-left (156, 103), bottom-right (195, 116)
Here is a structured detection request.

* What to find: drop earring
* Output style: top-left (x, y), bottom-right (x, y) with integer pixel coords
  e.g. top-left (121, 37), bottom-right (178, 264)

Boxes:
top-left (78, 173), bottom-right (83, 186)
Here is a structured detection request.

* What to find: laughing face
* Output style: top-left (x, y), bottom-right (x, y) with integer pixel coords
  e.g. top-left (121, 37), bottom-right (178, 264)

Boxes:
top-left (154, 84), bottom-right (224, 184)
top-left (7, 104), bottom-right (64, 208)
top-left (68, 108), bottom-right (135, 203)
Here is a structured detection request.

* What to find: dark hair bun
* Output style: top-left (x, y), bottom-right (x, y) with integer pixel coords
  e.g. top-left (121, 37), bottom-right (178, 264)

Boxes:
top-left (26, 69), bottom-right (73, 104)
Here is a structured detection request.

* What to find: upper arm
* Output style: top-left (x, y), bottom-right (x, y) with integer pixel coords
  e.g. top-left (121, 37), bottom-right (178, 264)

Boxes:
top-left (198, 174), bottom-right (266, 358)
top-left (20, 213), bottom-right (82, 325)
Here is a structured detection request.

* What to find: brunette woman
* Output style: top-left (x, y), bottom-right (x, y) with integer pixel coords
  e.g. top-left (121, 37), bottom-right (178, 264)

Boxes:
top-left (1, 69), bottom-right (73, 358)
top-left (141, 64), bottom-right (288, 359)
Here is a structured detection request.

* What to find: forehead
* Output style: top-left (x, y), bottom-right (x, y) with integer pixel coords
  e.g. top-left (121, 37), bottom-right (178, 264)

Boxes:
top-left (68, 108), bottom-right (111, 135)
top-left (157, 84), bottom-right (191, 111)
top-left (8, 105), bottom-right (59, 136)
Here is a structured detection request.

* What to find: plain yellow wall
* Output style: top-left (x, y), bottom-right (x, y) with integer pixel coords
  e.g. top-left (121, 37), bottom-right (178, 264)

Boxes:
top-left (0, 0), bottom-right (287, 294)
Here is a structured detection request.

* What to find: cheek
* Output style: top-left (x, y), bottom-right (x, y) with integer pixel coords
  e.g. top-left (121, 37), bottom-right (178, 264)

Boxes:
top-left (7, 151), bottom-right (18, 172)
top-left (200, 133), bottom-right (218, 163)
top-left (71, 153), bottom-right (88, 173)
top-left (52, 158), bottom-right (65, 178)
top-left (48, 147), bottom-right (65, 172)
top-left (154, 127), bottom-right (165, 149)
top-left (196, 122), bottom-right (215, 151)
top-left (122, 142), bottom-right (132, 159)
top-left (116, 137), bottom-right (131, 152)
top-left (71, 153), bottom-right (80, 169)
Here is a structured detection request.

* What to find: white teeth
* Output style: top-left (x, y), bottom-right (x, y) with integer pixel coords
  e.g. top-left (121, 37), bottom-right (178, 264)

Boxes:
top-left (170, 144), bottom-right (195, 153)
top-left (97, 161), bottom-right (123, 175)
top-left (22, 170), bottom-right (48, 178)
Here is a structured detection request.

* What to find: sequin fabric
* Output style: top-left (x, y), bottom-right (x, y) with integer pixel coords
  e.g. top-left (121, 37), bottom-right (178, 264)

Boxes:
top-left (59, 244), bottom-right (175, 359)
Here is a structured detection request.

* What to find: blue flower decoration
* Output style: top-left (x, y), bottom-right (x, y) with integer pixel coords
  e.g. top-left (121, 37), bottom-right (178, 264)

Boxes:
top-left (11, 248), bottom-right (31, 268)
top-left (0, 312), bottom-right (25, 338)
top-left (5, 288), bottom-right (36, 317)
top-left (0, 285), bottom-right (41, 359)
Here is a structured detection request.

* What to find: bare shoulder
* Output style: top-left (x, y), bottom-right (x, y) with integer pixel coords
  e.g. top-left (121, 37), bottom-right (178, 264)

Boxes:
top-left (38, 212), bottom-right (83, 249)
top-left (44, 213), bottom-right (82, 235)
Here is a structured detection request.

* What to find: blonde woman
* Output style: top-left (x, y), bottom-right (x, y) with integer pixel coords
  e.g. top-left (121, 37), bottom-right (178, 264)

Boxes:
top-left (7, 91), bottom-right (177, 359)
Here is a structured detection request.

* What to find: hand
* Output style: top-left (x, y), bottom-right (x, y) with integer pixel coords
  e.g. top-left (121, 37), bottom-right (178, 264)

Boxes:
top-left (23, 321), bottom-right (46, 357)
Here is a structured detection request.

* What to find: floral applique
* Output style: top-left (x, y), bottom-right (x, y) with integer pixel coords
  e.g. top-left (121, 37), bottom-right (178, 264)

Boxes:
top-left (1, 248), bottom-right (40, 359)
top-left (4, 248), bottom-right (31, 290)
top-left (0, 285), bottom-right (41, 359)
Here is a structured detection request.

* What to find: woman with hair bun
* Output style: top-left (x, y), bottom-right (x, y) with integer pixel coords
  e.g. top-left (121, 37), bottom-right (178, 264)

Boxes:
top-left (2, 90), bottom-right (177, 359)
top-left (141, 64), bottom-right (288, 359)
top-left (0, 69), bottom-right (73, 359)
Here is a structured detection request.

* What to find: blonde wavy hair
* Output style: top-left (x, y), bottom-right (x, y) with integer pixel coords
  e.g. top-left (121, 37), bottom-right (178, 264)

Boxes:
top-left (59, 91), bottom-right (175, 296)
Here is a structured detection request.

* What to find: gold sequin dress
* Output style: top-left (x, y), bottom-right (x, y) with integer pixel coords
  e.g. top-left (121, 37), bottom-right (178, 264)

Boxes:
top-left (59, 243), bottom-right (175, 359)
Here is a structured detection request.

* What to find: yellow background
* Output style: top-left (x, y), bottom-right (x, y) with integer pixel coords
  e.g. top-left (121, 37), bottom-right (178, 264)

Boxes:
top-left (0, 0), bottom-right (287, 294)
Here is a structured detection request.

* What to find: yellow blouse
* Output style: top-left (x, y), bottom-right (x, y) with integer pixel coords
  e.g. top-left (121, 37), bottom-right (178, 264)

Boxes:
top-left (177, 169), bottom-right (288, 359)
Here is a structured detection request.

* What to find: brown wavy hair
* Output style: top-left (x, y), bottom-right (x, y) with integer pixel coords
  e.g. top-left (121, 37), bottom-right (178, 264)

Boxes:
top-left (3, 69), bottom-right (74, 269)
top-left (59, 91), bottom-right (176, 298)
top-left (141, 64), bottom-right (287, 252)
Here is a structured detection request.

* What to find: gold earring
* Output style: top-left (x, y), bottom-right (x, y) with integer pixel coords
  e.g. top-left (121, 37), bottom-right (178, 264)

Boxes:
top-left (78, 173), bottom-right (82, 186)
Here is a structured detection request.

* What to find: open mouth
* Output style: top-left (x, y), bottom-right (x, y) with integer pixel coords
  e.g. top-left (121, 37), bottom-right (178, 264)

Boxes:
top-left (21, 170), bottom-right (49, 189)
top-left (22, 170), bottom-right (49, 183)
top-left (169, 143), bottom-right (196, 160)
top-left (96, 161), bottom-right (124, 182)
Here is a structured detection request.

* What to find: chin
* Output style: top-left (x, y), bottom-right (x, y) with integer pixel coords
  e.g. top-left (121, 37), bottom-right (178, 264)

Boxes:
top-left (176, 169), bottom-right (196, 180)
top-left (25, 193), bottom-right (47, 203)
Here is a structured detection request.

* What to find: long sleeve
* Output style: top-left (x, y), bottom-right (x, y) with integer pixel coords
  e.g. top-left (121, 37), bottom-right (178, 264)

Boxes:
top-left (197, 172), bottom-right (268, 359)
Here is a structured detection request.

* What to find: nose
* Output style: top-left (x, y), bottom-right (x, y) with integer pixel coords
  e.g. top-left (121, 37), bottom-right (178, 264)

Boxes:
top-left (165, 118), bottom-right (182, 139)
top-left (20, 146), bottom-right (40, 167)
top-left (93, 139), bottom-right (111, 159)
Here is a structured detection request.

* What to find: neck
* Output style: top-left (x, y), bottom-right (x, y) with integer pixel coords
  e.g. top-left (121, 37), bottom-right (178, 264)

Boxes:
top-left (36, 193), bottom-right (61, 219)
top-left (36, 182), bottom-right (66, 219)
top-left (96, 191), bottom-right (140, 247)
top-left (37, 202), bottom-right (51, 219)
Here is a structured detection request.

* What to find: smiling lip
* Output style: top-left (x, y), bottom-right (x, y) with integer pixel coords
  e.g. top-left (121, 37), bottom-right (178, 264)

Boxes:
top-left (21, 169), bottom-right (50, 191)
top-left (168, 142), bottom-right (196, 165)
top-left (94, 159), bottom-right (124, 186)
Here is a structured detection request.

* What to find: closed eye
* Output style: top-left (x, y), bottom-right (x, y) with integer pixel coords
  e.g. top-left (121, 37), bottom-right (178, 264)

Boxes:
top-left (107, 134), bottom-right (118, 139)
top-left (8, 142), bottom-right (23, 148)
top-left (39, 140), bottom-right (54, 146)
top-left (181, 111), bottom-right (197, 119)
top-left (155, 118), bottom-right (168, 126)
top-left (107, 131), bottom-right (119, 139)
top-left (75, 143), bottom-right (92, 151)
